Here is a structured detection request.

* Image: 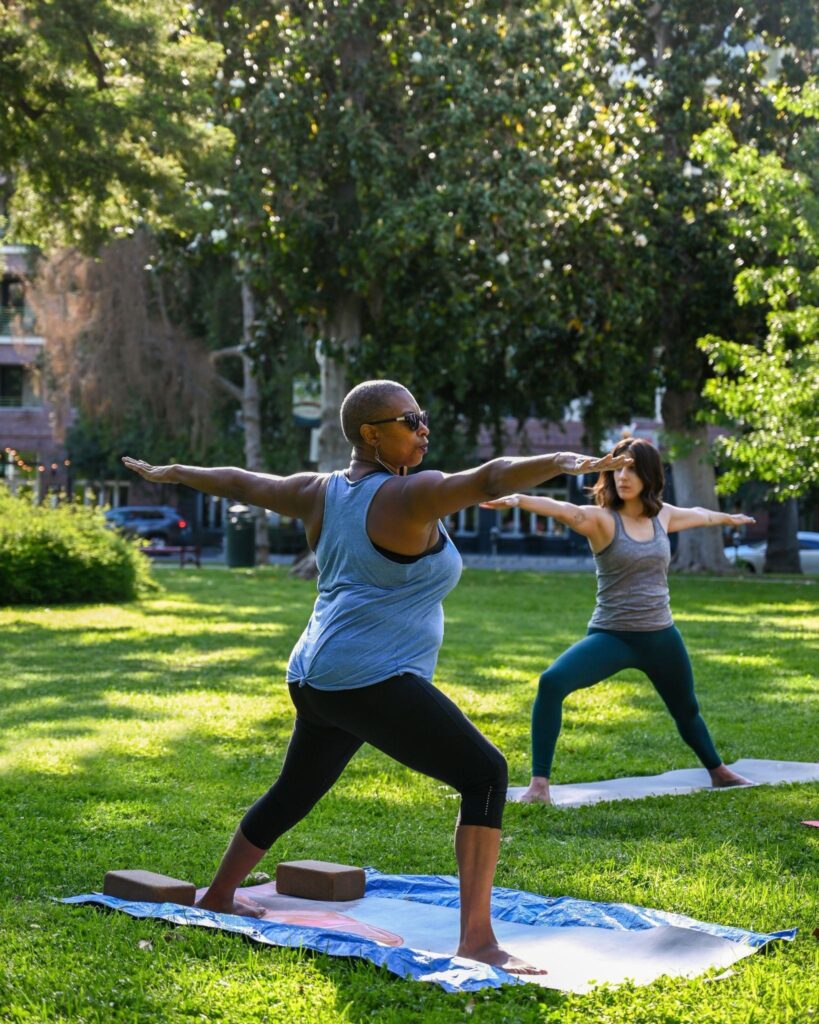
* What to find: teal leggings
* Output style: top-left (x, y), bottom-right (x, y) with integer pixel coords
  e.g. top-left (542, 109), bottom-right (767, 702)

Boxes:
top-left (532, 625), bottom-right (722, 778)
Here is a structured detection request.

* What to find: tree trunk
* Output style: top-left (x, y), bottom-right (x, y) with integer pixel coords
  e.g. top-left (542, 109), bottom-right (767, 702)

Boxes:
top-left (290, 294), bottom-right (361, 580)
top-left (763, 498), bottom-right (801, 574)
top-left (317, 294), bottom-right (361, 472)
top-left (663, 390), bottom-right (733, 573)
top-left (240, 281), bottom-right (269, 567)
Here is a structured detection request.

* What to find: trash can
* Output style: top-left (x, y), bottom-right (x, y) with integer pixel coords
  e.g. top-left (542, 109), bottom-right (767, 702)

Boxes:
top-left (226, 504), bottom-right (255, 568)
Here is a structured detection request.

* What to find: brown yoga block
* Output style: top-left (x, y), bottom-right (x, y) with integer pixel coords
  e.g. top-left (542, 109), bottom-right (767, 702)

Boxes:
top-left (103, 869), bottom-right (196, 906)
top-left (276, 860), bottom-right (365, 901)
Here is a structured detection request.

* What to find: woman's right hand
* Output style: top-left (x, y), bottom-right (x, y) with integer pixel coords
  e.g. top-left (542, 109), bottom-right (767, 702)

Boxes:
top-left (556, 450), bottom-right (634, 475)
top-left (121, 456), bottom-right (180, 484)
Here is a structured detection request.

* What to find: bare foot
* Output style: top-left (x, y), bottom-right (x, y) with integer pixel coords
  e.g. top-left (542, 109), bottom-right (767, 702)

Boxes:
top-left (709, 765), bottom-right (752, 788)
top-left (458, 941), bottom-right (547, 976)
top-left (517, 778), bottom-right (552, 805)
top-left (195, 891), bottom-right (265, 919)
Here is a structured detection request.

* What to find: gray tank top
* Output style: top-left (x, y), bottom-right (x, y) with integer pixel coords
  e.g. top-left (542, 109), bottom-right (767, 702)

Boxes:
top-left (588, 511), bottom-right (673, 631)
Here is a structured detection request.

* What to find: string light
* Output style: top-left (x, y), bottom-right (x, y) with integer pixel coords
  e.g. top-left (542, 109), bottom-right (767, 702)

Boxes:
top-left (1, 446), bottom-right (69, 475)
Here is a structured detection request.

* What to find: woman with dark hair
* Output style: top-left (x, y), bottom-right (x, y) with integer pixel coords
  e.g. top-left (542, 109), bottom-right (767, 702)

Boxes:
top-left (483, 436), bottom-right (753, 805)
top-left (123, 379), bottom-right (630, 972)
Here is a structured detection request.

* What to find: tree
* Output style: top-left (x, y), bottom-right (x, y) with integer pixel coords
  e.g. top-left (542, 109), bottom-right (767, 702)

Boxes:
top-left (201, 0), bottom-right (659, 482)
top-left (2, 2), bottom-right (286, 563)
top-left (562, 0), bottom-right (816, 570)
top-left (696, 80), bottom-right (819, 571)
top-left (1, 0), bottom-right (228, 248)
top-left (30, 236), bottom-right (225, 464)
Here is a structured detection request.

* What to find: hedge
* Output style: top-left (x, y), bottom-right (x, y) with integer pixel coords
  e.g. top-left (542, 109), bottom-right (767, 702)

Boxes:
top-left (0, 489), bottom-right (155, 605)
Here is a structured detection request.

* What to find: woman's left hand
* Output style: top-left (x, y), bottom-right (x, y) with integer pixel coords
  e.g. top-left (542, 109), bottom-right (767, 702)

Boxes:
top-left (122, 456), bottom-right (179, 484)
top-left (726, 513), bottom-right (755, 526)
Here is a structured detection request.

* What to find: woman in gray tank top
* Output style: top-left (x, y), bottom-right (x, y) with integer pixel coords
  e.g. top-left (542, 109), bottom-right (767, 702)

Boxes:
top-left (484, 437), bottom-right (755, 805)
top-left (123, 379), bottom-right (631, 975)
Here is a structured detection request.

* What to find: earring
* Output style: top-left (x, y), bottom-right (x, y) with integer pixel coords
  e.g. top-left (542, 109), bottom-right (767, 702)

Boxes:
top-left (375, 445), bottom-right (403, 476)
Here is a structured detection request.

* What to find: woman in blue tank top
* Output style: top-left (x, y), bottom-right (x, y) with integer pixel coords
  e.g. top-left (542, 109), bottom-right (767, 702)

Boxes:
top-left (483, 437), bottom-right (754, 805)
top-left (124, 379), bottom-right (630, 974)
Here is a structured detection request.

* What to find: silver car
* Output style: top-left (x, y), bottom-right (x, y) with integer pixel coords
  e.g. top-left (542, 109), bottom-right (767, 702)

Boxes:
top-left (727, 531), bottom-right (819, 573)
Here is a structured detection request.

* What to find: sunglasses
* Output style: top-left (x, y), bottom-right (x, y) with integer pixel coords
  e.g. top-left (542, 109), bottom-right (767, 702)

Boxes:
top-left (368, 410), bottom-right (429, 432)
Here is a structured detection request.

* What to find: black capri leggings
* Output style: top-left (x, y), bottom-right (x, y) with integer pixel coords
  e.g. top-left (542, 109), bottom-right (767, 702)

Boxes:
top-left (241, 673), bottom-right (508, 849)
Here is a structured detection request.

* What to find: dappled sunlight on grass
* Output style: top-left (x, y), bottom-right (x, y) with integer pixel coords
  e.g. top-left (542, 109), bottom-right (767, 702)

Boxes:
top-left (470, 662), bottom-right (541, 682)
top-left (0, 711), bottom-right (197, 775)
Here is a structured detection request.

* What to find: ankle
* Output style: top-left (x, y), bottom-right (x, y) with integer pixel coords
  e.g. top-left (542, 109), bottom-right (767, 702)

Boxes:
top-left (528, 776), bottom-right (550, 790)
top-left (202, 883), bottom-right (236, 900)
top-left (459, 928), bottom-right (497, 953)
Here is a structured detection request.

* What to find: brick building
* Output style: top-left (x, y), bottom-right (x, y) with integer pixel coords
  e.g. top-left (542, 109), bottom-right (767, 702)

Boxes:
top-left (0, 245), bottom-right (70, 498)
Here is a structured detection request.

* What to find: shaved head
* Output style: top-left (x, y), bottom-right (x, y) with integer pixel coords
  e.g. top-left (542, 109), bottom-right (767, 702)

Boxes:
top-left (340, 379), bottom-right (410, 445)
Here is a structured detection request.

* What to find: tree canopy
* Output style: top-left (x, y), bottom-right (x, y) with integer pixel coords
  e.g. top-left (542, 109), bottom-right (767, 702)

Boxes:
top-left (2, 0), bottom-right (817, 556)
top-left (1, 0), bottom-right (229, 248)
top-left (697, 81), bottom-right (819, 500)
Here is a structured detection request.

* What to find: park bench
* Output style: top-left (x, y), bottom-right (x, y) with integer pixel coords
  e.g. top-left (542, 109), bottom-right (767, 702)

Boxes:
top-left (140, 543), bottom-right (201, 567)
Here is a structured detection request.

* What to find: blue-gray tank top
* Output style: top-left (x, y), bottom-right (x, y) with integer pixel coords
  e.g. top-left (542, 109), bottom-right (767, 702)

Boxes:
top-left (286, 470), bottom-right (463, 690)
top-left (588, 510), bottom-right (673, 631)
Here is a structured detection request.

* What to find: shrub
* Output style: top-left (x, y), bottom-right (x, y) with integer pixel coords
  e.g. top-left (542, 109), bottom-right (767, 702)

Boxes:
top-left (0, 489), bottom-right (156, 605)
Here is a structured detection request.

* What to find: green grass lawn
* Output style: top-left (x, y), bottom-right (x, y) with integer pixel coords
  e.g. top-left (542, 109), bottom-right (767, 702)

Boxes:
top-left (1, 568), bottom-right (817, 1023)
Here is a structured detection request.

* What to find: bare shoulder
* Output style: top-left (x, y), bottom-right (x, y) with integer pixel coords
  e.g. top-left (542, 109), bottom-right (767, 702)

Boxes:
top-left (388, 468), bottom-right (447, 511)
top-left (657, 502), bottom-right (674, 528)
top-left (402, 468), bottom-right (448, 490)
top-left (571, 503), bottom-right (608, 524)
top-left (595, 506), bottom-right (618, 527)
top-left (383, 467), bottom-right (474, 525)
top-left (588, 505), bottom-right (617, 543)
top-left (266, 469), bottom-right (331, 516)
top-left (303, 470), bottom-right (333, 492)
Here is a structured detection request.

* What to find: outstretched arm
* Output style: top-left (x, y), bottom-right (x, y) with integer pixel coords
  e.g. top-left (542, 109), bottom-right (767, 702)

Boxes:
top-left (663, 503), bottom-right (755, 535)
top-left (402, 450), bottom-right (631, 522)
top-left (121, 457), bottom-right (323, 519)
top-left (481, 493), bottom-right (613, 551)
top-left (481, 493), bottom-right (607, 539)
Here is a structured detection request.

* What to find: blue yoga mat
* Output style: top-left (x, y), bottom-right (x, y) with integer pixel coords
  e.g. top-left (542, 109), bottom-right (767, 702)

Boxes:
top-left (63, 870), bottom-right (796, 993)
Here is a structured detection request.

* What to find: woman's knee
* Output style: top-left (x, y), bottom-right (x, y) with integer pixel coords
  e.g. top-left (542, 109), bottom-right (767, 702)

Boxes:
top-left (537, 665), bottom-right (572, 701)
top-left (458, 743), bottom-right (507, 828)
top-left (485, 743), bottom-right (508, 790)
top-left (669, 695), bottom-right (701, 725)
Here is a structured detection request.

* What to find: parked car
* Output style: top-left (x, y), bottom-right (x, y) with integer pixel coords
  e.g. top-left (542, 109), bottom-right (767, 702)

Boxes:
top-left (726, 531), bottom-right (819, 573)
top-left (104, 505), bottom-right (191, 546)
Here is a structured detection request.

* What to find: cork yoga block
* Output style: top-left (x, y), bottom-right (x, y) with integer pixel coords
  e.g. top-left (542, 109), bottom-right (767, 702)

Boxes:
top-left (103, 869), bottom-right (196, 906)
top-left (276, 860), bottom-right (366, 902)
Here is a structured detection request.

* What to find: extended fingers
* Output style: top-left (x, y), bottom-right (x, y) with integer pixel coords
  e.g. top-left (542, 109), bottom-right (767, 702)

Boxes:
top-left (122, 456), bottom-right (155, 477)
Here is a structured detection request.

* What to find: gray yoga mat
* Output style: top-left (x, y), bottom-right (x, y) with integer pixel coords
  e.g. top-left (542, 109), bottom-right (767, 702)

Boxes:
top-left (507, 759), bottom-right (819, 806)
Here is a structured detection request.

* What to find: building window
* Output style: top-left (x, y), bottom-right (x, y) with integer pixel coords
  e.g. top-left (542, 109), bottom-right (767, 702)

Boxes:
top-left (0, 276), bottom-right (34, 335)
top-left (0, 365), bottom-right (24, 407)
